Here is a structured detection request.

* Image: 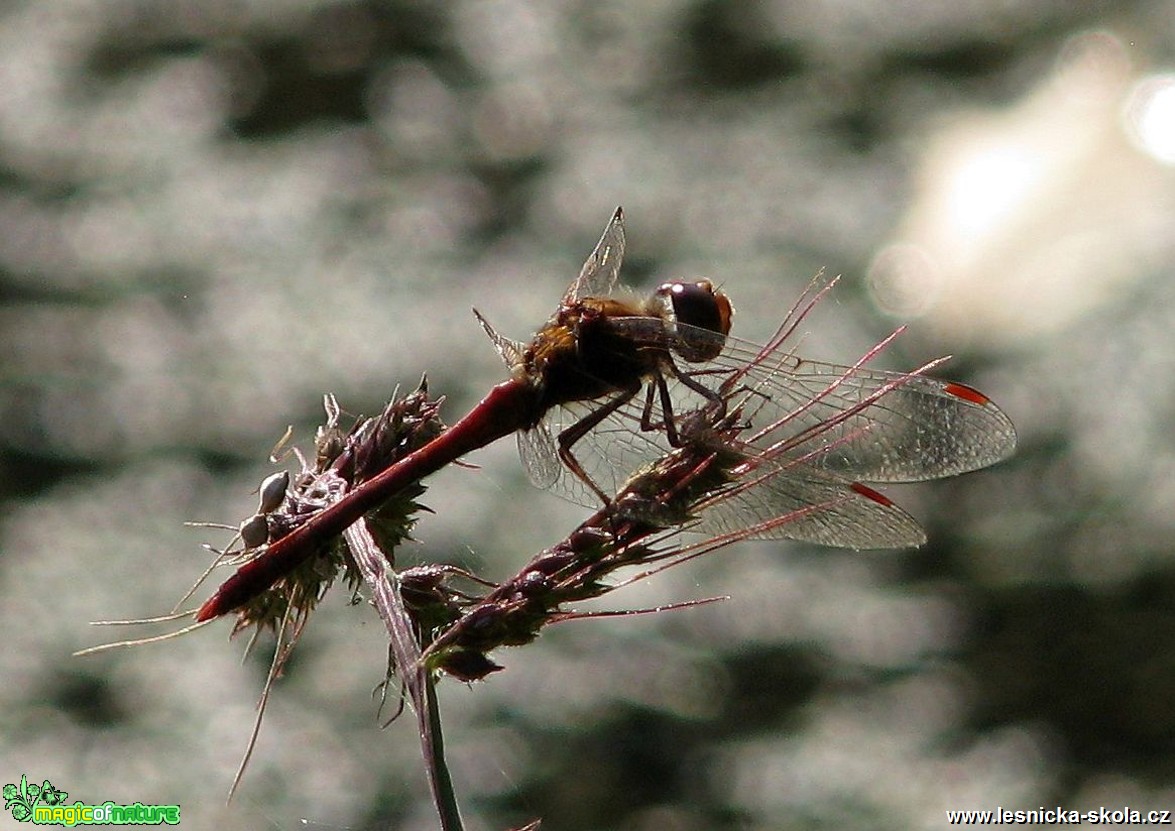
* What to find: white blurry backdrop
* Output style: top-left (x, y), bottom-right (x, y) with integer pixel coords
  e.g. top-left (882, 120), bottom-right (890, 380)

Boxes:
top-left (2, 1), bottom-right (1175, 829)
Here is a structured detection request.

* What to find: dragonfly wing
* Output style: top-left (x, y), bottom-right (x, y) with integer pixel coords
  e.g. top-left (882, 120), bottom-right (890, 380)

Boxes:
top-left (527, 396), bottom-right (675, 508)
top-left (473, 308), bottom-right (525, 370)
top-left (601, 316), bottom-right (1015, 484)
top-left (708, 346), bottom-right (1017, 483)
top-left (523, 373), bottom-right (929, 549)
top-left (693, 465), bottom-right (927, 549)
top-left (518, 425), bottom-right (562, 489)
top-left (569, 207), bottom-right (626, 301)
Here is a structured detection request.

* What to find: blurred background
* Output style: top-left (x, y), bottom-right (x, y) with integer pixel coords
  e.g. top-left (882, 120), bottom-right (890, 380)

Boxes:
top-left (2, 1), bottom-right (1175, 828)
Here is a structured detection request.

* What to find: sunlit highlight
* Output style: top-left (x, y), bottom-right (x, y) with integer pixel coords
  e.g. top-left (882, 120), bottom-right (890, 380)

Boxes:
top-left (874, 30), bottom-right (1175, 343)
top-left (944, 145), bottom-right (1040, 243)
top-left (1125, 74), bottom-right (1175, 165)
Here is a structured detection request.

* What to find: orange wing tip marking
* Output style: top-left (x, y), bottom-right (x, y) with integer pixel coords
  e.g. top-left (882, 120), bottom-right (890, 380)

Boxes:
top-left (942, 382), bottom-right (991, 406)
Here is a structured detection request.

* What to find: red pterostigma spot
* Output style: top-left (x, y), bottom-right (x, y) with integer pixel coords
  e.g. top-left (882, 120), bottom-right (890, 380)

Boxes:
top-left (942, 382), bottom-right (992, 406)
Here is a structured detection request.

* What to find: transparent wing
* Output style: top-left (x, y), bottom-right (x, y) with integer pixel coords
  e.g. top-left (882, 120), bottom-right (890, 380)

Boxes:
top-left (601, 317), bottom-right (1017, 483)
top-left (713, 345), bottom-right (1017, 483)
top-left (518, 321), bottom-right (1013, 549)
top-left (533, 394), bottom-right (676, 508)
top-left (534, 388), bottom-right (929, 549)
top-left (517, 423), bottom-right (562, 489)
top-left (473, 308), bottom-right (525, 370)
top-left (567, 207), bottom-right (626, 301)
top-left (690, 465), bottom-right (927, 548)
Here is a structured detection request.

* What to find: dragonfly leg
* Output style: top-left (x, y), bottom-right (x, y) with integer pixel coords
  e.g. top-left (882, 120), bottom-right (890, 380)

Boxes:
top-left (557, 384), bottom-right (641, 506)
top-left (645, 360), bottom-right (728, 448)
top-left (668, 359), bottom-right (726, 411)
top-left (638, 381), bottom-right (667, 432)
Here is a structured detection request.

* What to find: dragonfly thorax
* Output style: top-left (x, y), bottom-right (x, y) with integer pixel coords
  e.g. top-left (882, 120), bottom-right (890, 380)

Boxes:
top-left (523, 298), bottom-right (652, 415)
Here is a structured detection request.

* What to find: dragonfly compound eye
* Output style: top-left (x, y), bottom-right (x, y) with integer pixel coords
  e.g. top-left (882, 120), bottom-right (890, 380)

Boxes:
top-left (654, 280), bottom-right (733, 362)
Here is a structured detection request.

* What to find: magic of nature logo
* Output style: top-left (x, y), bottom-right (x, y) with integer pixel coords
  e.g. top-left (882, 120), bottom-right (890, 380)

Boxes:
top-left (3, 775), bottom-right (180, 826)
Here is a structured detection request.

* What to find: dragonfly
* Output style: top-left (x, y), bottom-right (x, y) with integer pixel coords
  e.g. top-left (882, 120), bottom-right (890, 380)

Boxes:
top-left (475, 208), bottom-right (1015, 546)
top-left (195, 208), bottom-right (1015, 621)
top-left (472, 209), bottom-right (737, 506)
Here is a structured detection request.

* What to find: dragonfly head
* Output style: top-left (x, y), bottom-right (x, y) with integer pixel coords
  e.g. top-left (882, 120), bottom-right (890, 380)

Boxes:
top-left (651, 280), bottom-right (733, 362)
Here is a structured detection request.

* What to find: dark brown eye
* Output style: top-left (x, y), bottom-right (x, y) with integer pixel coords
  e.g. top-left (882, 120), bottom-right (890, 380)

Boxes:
top-left (654, 280), bottom-right (733, 362)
